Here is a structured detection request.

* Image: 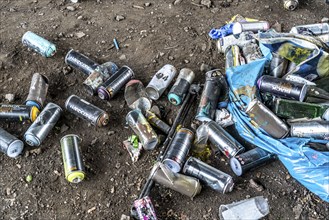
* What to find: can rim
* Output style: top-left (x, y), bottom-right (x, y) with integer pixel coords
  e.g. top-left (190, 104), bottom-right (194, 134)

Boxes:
top-left (45, 102), bottom-right (63, 112)
top-left (24, 133), bottom-right (41, 147)
top-left (145, 85), bottom-right (160, 100)
top-left (64, 49), bottom-right (75, 64)
top-left (64, 94), bottom-right (77, 109)
top-left (121, 65), bottom-right (135, 77)
top-left (60, 134), bottom-right (82, 143)
top-left (182, 156), bottom-right (194, 174)
top-left (7, 139), bottom-right (24, 158)
top-left (229, 157), bottom-right (243, 176)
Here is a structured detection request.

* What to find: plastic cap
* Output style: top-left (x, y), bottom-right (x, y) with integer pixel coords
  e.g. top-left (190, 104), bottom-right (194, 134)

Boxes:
top-left (168, 93), bottom-right (182, 105)
top-left (30, 106), bottom-right (40, 122)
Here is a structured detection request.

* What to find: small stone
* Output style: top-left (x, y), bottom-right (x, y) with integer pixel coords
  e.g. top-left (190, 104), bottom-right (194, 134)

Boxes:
top-left (271, 21), bottom-right (282, 32)
top-left (150, 105), bottom-right (161, 118)
top-left (6, 188), bottom-right (11, 196)
top-left (119, 54), bottom-right (126, 60)
top-left (30, 148), bottom-right (42, 155)
top-left (249, 179), bottom-right (264, 192)
top-left (168, 56), bottom-right (174, 60)
top-left (184, 60), bottom-right (189, 64)
top-left (115, 15), bottom-right (125, 21)
top-left (60, 124), bottom-right (69, 133)
top-left (115, 162), bottom-right (121, 169)
top-left (264, 5), bottom-right (270, 9)
top-left (53, 170), bottom-right (61, 176)
top-left (77, 15), bottom-right (83, 20)
top-left (321, 17), bottom-right (329, 23)
top-left (120, 214), bottom-right (130, 220)
top-left (144, 2), bottom-right (151, 7)
top-left (16, 164), bottom-right (21, 169)
top-left (159, 52), bottom-right (165, 57)
top-left (201, 0), bottom-right (212, 8)
top-left (210, 7), bottom-right (219, 13)
top-left (173, 0), bottom-right (183, 5)
top-left (62, 66), bottom-right (72, 75)
top-left (4, 94), bottom-right (15, 102)
top-left (111, 186), bottom-right (115, 193)
top-left (200, 63), bottom-right (212, 73)
top-left (75, 32), bottom-right (86, 38)
top-left (91, 138), bottom-right (98, 145)
top-left (87, 206), bottom-right (96, 214)
top-left (26, 174), bottom-right (33, 183)
top-left (133, 5), bottom-right (144, 9)
top-left (201, 43), bottom-right (207, 51)
top-left (66, 6), bottom-right (76, 11)
top-left (108, 131), bottom-right (115, 136)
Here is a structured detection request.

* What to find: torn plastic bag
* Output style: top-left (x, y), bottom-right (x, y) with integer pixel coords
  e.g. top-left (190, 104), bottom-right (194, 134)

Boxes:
top-left (226, 59), bottom-right (329, 202)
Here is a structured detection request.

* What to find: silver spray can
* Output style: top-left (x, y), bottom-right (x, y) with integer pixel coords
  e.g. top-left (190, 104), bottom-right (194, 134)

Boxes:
top-left (232, 21), bottom-right (270, 35)
top-left (163, 128), bottom-right (194, 173)
top-left (22, 31), bottom-right (56, 57)
top-left (283, 0), bottom-right (299, 10)
top-left (0, 128), bottom-right (24, 158)
top-left (269, 53), bottom-right (289, 78)
top-left (290, 23), bottom-right (329, 35)
top-left (124, 79), bottom-right (152, 113)
top-left (24, 103), bottom-right (62, 147)
top-left (25, 73), bottom-right (49, 110)
top-left (126, 109), bottom-right (159, 150)
top-left (290, 120), bottom-right (329, 140)
top-left (183, 157), bottom-right (234, 193)
top-left (146, 64), bottom-right (177, 100)
top-left (246, 99), bottom-right (289, 139)
top-left (150, 162), bottom-right (202, 198)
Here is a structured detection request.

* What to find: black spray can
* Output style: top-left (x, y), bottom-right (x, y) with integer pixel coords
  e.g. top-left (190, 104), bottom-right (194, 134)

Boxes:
top-left (98, 66), bottom-right (135, 100)
top-left (163, 128), bottom-right (194, 173)
top-left (0, 104), bottom-right (39, 122)
top-left (145, 110), bottom-right (171, 134)
top-left (24, 103), bottom-right (62, 147)
top-left (290, 120), bottom-right (329, 140)
top-left (230, 148), bottom-right (275, 176)
top-left (195, 69), bottom-right (222, 122)
top-left (65, 95), bottom-right (109, 127)
top-left (0, 128), bottom-right (24, 158)
top-left (65, 49), bottom-right (100, 76)
top-left (183, 157), bottom-right (234, 193)
top-left (25, 73), bottom-right (49, 110)
top-left (269, 53), bottom-right (288, 78)
top-left (168, 68), bottom-right (195, 105)
top-left (257, 75), bottom-right (308, 102)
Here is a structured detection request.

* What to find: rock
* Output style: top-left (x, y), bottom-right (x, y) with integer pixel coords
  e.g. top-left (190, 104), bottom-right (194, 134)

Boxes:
top-left (120, 214), bottom-right (130, 220)
top-left (211, 7), bottom-right (219, 13)
top-left (60, 124), bottom-right (69, 133)
top-left (173, 0), bottom-right (183, 5)
top-left (150, 105), bottom-right (161, 118)
top-left (201, 0), bottom-right (212, 8)
top-left (184, 60), bottom-right (189, 64)
top-left (265, 5), bottom-right (270, 9)
top-left (115, 15), bottom-right (125, 21)
top-left (4, 93), bottom-right (15, 102)
top-left (321, 17), bottom-right (329, 23)
top-left (144, 2), bottom-right (151, 7)
top-left (293, 203), bottom-right (303, 219)
top-left (75, 32), bottom-right (86, 39)
top-left (168, 56), bottom-right (174, 60)
top-left (87, 206), bottom-right (96, 213)
top-left (30, 148), bottom-right (42, 155)
top-left (62, 66), bottom-right (72, 75)
top-left (66, 6), bottom-right (76, 11)
top-left (249, 179), bottom-right (264, 192)
top-left (119, 54), bottom-right (126, 60)
top-left (115, 162), bottom-right (121, 169)
top-left (107, 131), bottom-right (115, 135)
top-left (77, 15), bottom-right (83, 20)
top-left (111, 186), bottom-right (115, 193)
top-left (91, 137), bottom-right (98, 145)
top-left (200, 63), bottom-right (212, 73)
top-left (272, 21), bottom-right (282, 32)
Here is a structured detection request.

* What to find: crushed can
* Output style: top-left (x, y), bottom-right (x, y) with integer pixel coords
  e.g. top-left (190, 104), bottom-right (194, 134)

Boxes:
top-left (22, 31), bottom-right (56, 57)
top-left (0, 128), bottom-right (24, 158)
top-left (25, 73), bottom-right (49, 110)
top-left (133, 196), bottom-right (158, 220)
top-left (269, 52), bottom-right (289, 78)
top-left (124, 79), bottom-right (152, 113)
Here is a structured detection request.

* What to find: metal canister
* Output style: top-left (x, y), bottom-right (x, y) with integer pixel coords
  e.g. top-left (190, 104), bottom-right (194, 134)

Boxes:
top-left (232, 21), bottom-right (270, 35)
top-left (290, 120), bottom-right (329, 140)
top-left (163, 128), bottom-right (194, 173)
top-left (150, 162), bottom-right (202, 198)
top-left (65, 95), bottom-right (109, 127)
top-left (225, 45), bottom-right (245, 69)
top-left (22, 31), bottom-right (56, 57)
top-left (283, 0), bottom-right (299, 10)
top-left (83, 71), bottom-right (106, 95)
top-left (124, 80), bottom-right (152, 113)
top-left (146, 64), bottom-right (177, 100)
top-left (25, 73), bottom-right (49, 110)
top-left (95, 61), bottom-right (119, 79)
top-left (0, 104), bottom-right (39, 122)
top-left (65, 49), bottom-right (100, 76)
top-left (317, 34), bottom-right (329, 44)
top-left (145, 110), bottom-right (171, 134)
top-left (168, 68), bottom-right (195, 105)
top-left (241, 42), bottom-right (263, 63)
top-left (133, 196), bottom-right (158, 220)
top-left (24, 103), bottom-right (62, 147)
top-left (290, 23), bottom-right (329, 35)
top-left (98, 66), bottom-right (135, 100)
top-left (246, 99), bottom-right (289, 139)
top-left (257, 75), bottom-right (308, 101)
top-left (0, 128), bottom-right (24, 158)
top-left (230, 148), bottom-right (275, 176)
top-left (217, 31), bottom-right (255, 54)
top-left (183, 157), bottom-right (234, 193)
top-left (204, 120), bottom-right (245, 158)
top-left (126, 109), bottom-right (159, 150)
top-left (195, 69), bottom-right (222, 122)
top-left (60, 134), bottom-right (85, 183)
top-left (269, 53), bottom-right (289, 78)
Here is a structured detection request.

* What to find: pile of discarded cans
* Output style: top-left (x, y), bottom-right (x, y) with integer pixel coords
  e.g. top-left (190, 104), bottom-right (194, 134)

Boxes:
top-left (1, 13), bottom-right (329, 219)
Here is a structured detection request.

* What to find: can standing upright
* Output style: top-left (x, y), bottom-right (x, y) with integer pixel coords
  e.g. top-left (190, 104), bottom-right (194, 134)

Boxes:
top-left (22, 31), bottom-right (56, 57)
top-left (25, 73), bottom-right (49, 110)
top-left (0, 128), bottom-right (24, 158)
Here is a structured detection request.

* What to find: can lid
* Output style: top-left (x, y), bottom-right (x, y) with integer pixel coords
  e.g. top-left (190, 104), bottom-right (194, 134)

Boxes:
top-left (30, 106), bottom-right (40, 122)
top-left (223, 177), bottom-right (234, 194)
top-left (163, 159), bottom-right (181, 173)
top-left (97, 87), bottom-right (110, 100)
top-left (168, 93), bottom-right (182, 105)
top-left (232, 22), bottom-right (243, 35)
top-left (64, 49), bottom-right (75, 64)
top-left (98, 113), bottom-right (109, 127)
top-left (67, 171), bottom-right (85, 183)
top-left (60, 134), bottom-right (82, 144)
top-left (46, 44), bottom-right (56, 58)
top-left (229, 157), bottom-right (243, 176)
top-left (7, 140), bottom-right (24, 158)
top-left (182, 157), bottom-right (194, 174)
top-left (24, 133), bottom-right (41, 147)
top-left (299, 84), bottom-right (308, 102)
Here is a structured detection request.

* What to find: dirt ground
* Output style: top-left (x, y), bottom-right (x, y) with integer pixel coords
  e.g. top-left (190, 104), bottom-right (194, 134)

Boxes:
top-left (1, 0), bottom-right (329, 219)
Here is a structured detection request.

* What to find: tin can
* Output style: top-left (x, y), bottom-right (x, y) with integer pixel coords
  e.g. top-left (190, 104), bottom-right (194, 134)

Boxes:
top-left (146, 64), bottom-right (177, 100)
top-left (0, 104), bottom-right (39, 122)
top-left (290, 120), bottom-right (329, 140)
top-left (290, 23), bottom-right (329, 35)
top-left (168, 68), bottom-right (195, 105)
top-left (150, 162), bottom-right (202, 198)
top-left (24, 103), bottom-right (62, 147)
top-left (269, 53), bottom-right (289, 78)
top-left (241, 42), bottom-right (263, 63)
top-left (25, 73), bottom-right (49, 110)
top-left (163, 128), bottom-right (194, 173)
top-left (283, 0), bottom-right (299, 10)
top-left (230, 148), bottom-right (276, 176)
top-left (126, 109), bottom-right (159, 150)
top-left (203, 120), bottom-right (245, 158)
top-left (60, 134), bottom-right (85, 183)
top-left (257, 75), bottom-right (308, 101)
top-left (195, 69), bottom-right (222, 122)
top-left (145, 110), bottom-right (171, 134)
top-left (124, 80), bottom-right (152, 113)
top-left (0, 128), bottom-right (24, 158)
top-left (133, 196), bottom-right (158, 220)
top-left (217, 32), bottom-right (255, 53)
top-left (98, 66), bottom-right (135, 100)
top-left (65, 49), bottom-right (100, 76)
top-left (183, 157), bottom-right (234, 193)
top-left (225, 45), bottom-right (245, 69)
top-left (65, 95), bottom-right (109, 127)
top-left (246, 99), bottom-right (289, 139)
top-left (232, 21), bottom-right (270, 35)
top-left (22, 31), bottom-right (56, 57)
top-left (83, 71), bottom-right (106, 95)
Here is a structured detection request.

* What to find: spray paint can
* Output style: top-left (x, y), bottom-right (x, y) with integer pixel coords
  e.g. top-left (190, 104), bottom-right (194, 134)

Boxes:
top-left (126, 109), bottom-right (159, 150)
top-left (145, 110), bottom-right (171, 134)
top-left (24, 103), bottom-right (62, 147)
top-left (60, 134), bottom-right (85, 183)
top-left (163, 128), bottom-right (194, 173)
top-left (225, 45), bottom-right (245, 69)
top-left (204, 120), bottom-right (245, 158)
top-left (25, 73), bottom-right (49, 110)
top-left (317, 34), bottom-right (329, 45)
top-left (283, 0), bottom-right (299, 10)
top-left (124, 80), bottom-right (152, 113)
top-left (65, 49), bottom-right (100, 76)
top-left (0, 128), bottom-right (24, 158)
top-left (241, 42), bottom-right (263, 63)
top-left (150, 162), bottom-right (202, 198)
top-left (95, 61), bottom-right (119, 79)
top-left (230, 148), bottom-right (276, 176)
top-left (168, 68), bottom-right (195, 105)
top-left (133, 196), bottom-right (158, 220)
top-left (183, 157), bottom-right (234, 193)
top-left (22, 31), bottom-right (56, 57)
top-left (98, 66), bottom-right (135, 100)
top-left (285, 74), bottom-right (315, 86)
top-left (146, 64), bottom-right (177, 100)
top-left (65, 95), bottom-right (109, 127)
top-left (195, 69), bottom-right (222, 122)
top-left (217, 32), bottom-right (255, 54)
top-left (290, 120), bottom-right (329, 140)
top-left (0, 104), bottom-right (39, 122)
top-left (232, 21), bottom-right (270, 35)
top-left (257, 75), bottom-right (308, 101)
top-left (290, 23), bottom-right (329, 35)
top-left (246, 99), bottom-right (289, 139)
top-left (83, 71), bottom-right (107, 95)
top-left (269, 53), bottom-right (289, 78)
